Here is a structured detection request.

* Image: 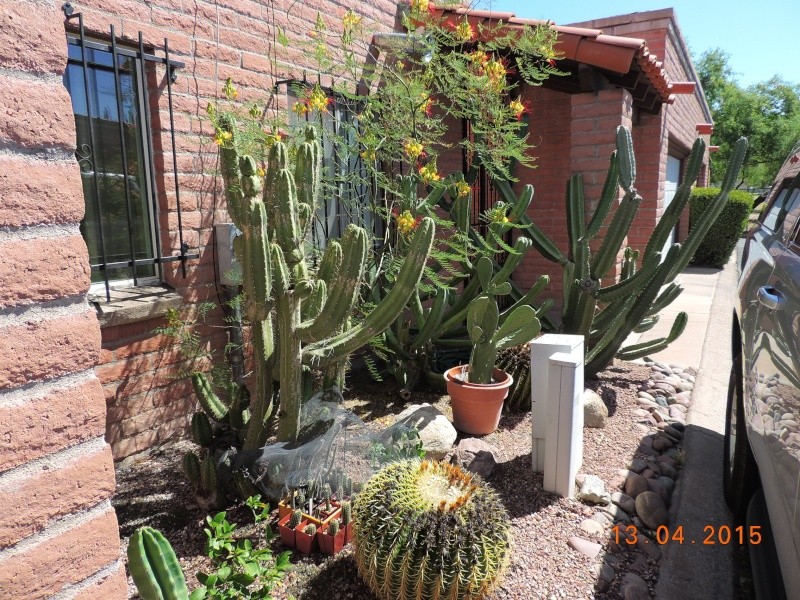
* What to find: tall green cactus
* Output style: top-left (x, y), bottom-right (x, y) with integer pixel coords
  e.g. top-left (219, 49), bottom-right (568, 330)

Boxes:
top-left (496, 126), bottom-right (747, 376)
top-left (127, 527), bottom-right (189, 600)
top-left (213, 117), bottom-right (435, 443)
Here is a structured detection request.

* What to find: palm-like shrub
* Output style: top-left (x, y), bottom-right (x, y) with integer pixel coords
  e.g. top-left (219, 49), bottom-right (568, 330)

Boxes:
top-left (353, 460), bottom-right (510, 600)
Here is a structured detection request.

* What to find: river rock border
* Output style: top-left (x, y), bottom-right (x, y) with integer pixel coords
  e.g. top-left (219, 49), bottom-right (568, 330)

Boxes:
top-left (571, 361), bottom-right (695, 599)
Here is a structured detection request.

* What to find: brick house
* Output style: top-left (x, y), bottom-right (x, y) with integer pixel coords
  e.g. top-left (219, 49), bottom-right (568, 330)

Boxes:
top-left (0, 2), bottom-right (711, 597)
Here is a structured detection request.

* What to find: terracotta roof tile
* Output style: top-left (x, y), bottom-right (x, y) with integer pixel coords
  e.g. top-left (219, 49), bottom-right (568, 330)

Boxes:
top-left (429, 4), bottom-right (674, 105)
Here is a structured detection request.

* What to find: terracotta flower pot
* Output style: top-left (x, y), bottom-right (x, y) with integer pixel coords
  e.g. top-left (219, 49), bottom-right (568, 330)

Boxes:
top-left (278, 513), bottom-right (297, 548)
top-left (444, 366), bottom-right (512, 435)
top-left (317, 524), bottom-right (346, 556)
top-left (294, 521), bottom-right (316, 555)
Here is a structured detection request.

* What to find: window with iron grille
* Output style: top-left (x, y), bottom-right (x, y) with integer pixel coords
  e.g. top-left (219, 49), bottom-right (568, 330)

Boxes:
top-left (285, 81), bottom-right (384, 251)
top-left (63, 10), bottom-right (196, 301)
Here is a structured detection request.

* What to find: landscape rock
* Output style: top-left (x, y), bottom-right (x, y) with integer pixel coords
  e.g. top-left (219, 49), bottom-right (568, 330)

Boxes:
top-left (584, 389), bottom-right (609, 428)
top-left (635, 491), bottom-right (669, 529)
top-left (581, 518), bottom-right (606, 535)
top-left (624, 473), bottom-right (649, 499)
top-left (568, 536), bottom-right (602, 559)
top-left (627, 459), bottom-right (647, 473)
top-left (621, 572), bottom-right (650, 600)
top-left (652, 436), bottom-right (673, 452)
top-left (394, 403), bottom-right (456, 460)
top-left (611, 491), bottom-right (636, 515)
top-left (577, 474), bottom-right (611, 505)
top-left (450, 437), bottom-right (499, 478)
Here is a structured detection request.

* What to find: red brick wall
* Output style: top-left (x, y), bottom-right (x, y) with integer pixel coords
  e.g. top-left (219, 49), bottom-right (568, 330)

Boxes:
top-left (57, 0), bottom-right (400, 461)
top-left (0, 0), bottom-right (126, 595)
top-left (569, 9), bottom-right (712, 249)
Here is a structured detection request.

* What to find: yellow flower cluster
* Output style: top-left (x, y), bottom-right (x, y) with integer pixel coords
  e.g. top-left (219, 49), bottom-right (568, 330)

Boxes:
top-left (509, 98), bottom-right (526, 119)
top-left (342, 9), bottom-right (361, 29)
top-left (360, 148), bottom-right (377, 162)
top-left (410, 0), bottom-right (429, 12)
top-left (213, 130), bottom-right (232, 146)
top-left (222, 77), bottom-right (238, 100)
top-left (307, 86), bottom-right (330, 112)
top-left (256, 167), bottom-right (265, 178)
top-left (454, 21), bottom-right (474, 42)
top-left (404, 139), bottom-right (424, 160)
top-left (396, 210), bottom-right (419, 235)
top-left (454, 181), bottom-right (471, 198)
top-left (418, 162), bottom-right (441, 184)
top-left (485, 59), bottom-right (506, 90)
top-left (487, 204), bottom-right (510, 224)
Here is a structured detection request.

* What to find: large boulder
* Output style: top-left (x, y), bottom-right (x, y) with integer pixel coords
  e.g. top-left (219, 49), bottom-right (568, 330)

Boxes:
top-left (393, 403), bottom-right (457, 460)
top-left (583, 390), bottom-right (608, 429)
top-left (450, 438), bottom-right (500, 479)
top-left (584, 389), bottom-right (609, 428)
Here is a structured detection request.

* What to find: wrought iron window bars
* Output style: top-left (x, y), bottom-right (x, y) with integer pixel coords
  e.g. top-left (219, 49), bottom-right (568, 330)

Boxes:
top-left (63, 5), bottom-right (198, 301)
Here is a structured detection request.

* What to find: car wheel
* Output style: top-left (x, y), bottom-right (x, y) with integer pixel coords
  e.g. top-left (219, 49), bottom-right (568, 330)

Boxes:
top-left (723, 356), bottom-right (759, 523)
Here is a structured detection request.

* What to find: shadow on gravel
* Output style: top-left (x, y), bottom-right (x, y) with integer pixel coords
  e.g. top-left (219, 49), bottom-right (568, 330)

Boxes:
top-left (297, 554), bottom-right (376, 600)
top-left (489, 453), bottom-right (560, 519)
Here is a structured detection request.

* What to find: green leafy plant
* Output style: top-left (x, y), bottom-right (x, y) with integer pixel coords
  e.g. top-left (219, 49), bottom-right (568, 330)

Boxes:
top-left (354, 460), bottom-right (510, 600)
top-left (194, 504), bottom-right (290, 600)
top-left (689, 187), bottom-right (754, 267)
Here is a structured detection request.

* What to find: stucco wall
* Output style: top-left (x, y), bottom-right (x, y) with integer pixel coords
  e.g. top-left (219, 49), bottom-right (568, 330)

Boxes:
top-left (0, 0), bottom-right (126, 596)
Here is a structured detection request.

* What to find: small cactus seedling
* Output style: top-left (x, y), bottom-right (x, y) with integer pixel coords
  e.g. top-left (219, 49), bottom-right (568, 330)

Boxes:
top-left (341, 501), bottom-right (352, 526)
top-left (289, 509), bottom-right (303, 529)
top-left (328, 519), bottom-right (340, 536)
top-left (303, 523), bottom-right (317, 536)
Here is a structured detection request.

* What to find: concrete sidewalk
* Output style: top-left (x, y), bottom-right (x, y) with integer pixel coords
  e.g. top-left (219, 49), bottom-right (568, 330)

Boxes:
top-left (654, 255), bottom-right (738, 599)
top-left (625, 265), bottom-right (723, 369)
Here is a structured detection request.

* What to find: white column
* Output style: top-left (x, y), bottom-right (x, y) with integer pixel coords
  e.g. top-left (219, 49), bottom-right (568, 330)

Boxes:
top-left (530, 334), bottom-right (584, 497)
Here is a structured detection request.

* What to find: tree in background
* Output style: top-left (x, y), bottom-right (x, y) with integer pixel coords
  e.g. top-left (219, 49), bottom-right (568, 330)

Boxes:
top-left (696, 48), bottom-right (800, 188)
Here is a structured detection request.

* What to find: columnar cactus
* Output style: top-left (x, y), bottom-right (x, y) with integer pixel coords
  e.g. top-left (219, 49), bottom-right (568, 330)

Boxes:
top-left (495, 127), bottom-right (747, 376)
top-left (208, 117), bottom-right (435, 444)
top-left (127, 527), bottom-right (189, 600)
top-left (289, 509), bottom-right (303, 529)
top-left (354, 460), bottom-right (510, 600)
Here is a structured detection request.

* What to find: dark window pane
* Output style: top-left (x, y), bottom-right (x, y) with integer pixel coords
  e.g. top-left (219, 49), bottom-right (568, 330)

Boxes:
top-left (65, 42), bottom-right (155, 284)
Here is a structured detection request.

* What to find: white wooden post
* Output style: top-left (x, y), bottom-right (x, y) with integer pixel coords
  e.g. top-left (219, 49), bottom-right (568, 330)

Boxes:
top-left (530, 334), bottom-right (584, 498)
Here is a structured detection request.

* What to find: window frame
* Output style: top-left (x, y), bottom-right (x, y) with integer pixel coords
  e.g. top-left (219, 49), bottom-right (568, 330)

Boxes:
top-left (62, 9), bottom-right (197, 302)
top-left (65, 34), bottom-right (161, 295)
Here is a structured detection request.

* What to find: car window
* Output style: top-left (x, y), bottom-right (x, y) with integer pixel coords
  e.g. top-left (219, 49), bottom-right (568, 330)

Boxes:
top-left (782, 189), bottom-right (800, 239)
top-left (762, 188), bottom-right (789, 231)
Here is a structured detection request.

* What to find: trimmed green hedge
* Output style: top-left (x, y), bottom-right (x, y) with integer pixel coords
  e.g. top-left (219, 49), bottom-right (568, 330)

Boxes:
top-left (689, 187), bottom-right (754, 268)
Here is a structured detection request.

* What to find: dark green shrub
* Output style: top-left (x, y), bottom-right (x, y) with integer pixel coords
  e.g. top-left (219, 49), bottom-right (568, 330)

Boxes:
top-left (689, 187), bottom-right (754, 267)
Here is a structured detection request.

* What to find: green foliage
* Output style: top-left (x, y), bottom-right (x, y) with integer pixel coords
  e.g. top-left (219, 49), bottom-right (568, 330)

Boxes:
top-left (354, 460), bottom-right (510, 600)
top-left (193, 504), bottom-right (290, 600)
top-left (697, 48), bottom-right (800, 187)
top-left (128, 527), bottom-right (190, 600)
top-left (689, 187), bottom-right (754, 267)
top-left (510, 126), bottom-right (747, 376)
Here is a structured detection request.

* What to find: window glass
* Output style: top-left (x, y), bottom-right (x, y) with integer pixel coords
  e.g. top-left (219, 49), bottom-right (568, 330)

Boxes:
top-left (287, 85), bottom-right (377, 251)
top-left (64, 41), bottom-right (156, 284)
top-left (762, 188), bottom-right (789, 232)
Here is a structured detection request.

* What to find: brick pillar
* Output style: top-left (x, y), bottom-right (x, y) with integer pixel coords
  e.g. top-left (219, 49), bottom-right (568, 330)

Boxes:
top-left (630, 109), bottom-right (667, 252)
top-left (0, 1), bottom-right (126, 597)
top-left (570, 88), bottom-right (633, 281)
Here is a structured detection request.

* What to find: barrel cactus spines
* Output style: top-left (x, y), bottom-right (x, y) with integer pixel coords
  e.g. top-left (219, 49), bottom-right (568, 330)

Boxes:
top-left (215, 116), bottom-right (436, 444)
top-left (495, 126), bottom-right (748, 377)
top-left (354, 460), bottom-right (510, 600)
top-left (127, 527), bottom-right (189, 600)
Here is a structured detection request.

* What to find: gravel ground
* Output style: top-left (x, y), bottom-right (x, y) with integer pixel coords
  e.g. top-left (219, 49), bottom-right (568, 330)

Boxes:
top-left (115, 361), bottom-right (667, 599)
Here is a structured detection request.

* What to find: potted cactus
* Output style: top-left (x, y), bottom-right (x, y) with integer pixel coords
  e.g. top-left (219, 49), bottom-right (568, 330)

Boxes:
top-left (444, 269), bottom-right (541, 434)
top-left (296, 522), bottom-right (317, 555)
top-left (340, 500), bottom-right (353, 544)
top-left (317, 518), bottom-right (345, 556)
top-left (278, 509), bottom-right (304, 548)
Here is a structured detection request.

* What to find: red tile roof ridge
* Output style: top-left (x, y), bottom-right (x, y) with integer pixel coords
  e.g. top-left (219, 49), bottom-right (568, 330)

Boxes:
top-left (429, 4), bottom-right (674, 105)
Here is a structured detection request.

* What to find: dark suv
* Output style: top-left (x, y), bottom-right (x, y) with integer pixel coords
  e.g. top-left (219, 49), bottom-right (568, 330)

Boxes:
top-left (727, 144), bottom-right (800, 599)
